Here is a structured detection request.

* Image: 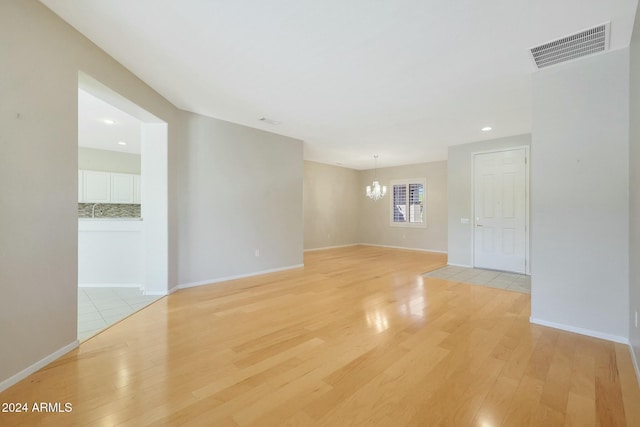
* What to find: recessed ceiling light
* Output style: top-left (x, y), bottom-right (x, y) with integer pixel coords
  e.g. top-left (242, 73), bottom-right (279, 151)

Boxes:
top-left (482, 126), bottom-right (492, 132)
top-left (103, 119), bottom-right (115, 125)
top-left (117, 141), bottom-right (127, 146)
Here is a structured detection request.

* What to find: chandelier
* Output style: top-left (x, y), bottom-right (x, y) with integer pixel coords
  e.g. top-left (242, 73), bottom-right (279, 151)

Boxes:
top-left (366, 155), bottom-right (387, 201)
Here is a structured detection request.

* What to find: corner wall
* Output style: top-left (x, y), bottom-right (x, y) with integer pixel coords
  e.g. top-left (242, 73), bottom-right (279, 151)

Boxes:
top-left (303, 161), bottom-right (359, 250)
top-left (177, 113), bottom-right (303, 286)
top-left (531, 49), bottom-right (630, 341)
top-left (357, 161), bottom-right (447, 252)
top-left (447, 134), bottom-right (531, 267)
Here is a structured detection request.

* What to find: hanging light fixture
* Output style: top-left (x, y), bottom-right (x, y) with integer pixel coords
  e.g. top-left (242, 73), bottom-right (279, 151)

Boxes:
top-left (366, 155), bottom-right (387, 201)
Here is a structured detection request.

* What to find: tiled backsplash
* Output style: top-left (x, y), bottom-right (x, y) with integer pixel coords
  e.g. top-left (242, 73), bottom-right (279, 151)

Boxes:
top-left (78, 203), bottom-right (141, 218)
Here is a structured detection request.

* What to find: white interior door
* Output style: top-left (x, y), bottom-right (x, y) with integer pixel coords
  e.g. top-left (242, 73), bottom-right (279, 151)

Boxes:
top-left (473, 148), bottom-right (527, 273)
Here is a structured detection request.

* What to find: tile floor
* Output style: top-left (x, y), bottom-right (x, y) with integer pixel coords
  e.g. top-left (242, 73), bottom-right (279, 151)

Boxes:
top-left (78, 287), bottom-right (161, 340)
top-left (423, 265), bottom-right (531, 294)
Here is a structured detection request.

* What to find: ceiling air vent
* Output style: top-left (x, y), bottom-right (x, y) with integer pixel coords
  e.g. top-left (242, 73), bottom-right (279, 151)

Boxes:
top-left (529, 22), bottom-right (610, 69)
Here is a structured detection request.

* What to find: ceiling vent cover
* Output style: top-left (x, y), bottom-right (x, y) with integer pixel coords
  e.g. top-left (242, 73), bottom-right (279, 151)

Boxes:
top-left (530, 22), bottom-right (610, 69)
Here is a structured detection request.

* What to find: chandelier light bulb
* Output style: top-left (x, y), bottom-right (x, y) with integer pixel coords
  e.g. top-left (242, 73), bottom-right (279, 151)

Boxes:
top-left (366, 181), bottom-right (387, 201)
top-left (365, 155), bottom-right (387, 201)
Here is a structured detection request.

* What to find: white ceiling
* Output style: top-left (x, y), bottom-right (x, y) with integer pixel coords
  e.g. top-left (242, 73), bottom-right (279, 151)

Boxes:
top-left (78, 88), bottom-right (141, 154)
top-left (47, 0), bottom-right (638, 169)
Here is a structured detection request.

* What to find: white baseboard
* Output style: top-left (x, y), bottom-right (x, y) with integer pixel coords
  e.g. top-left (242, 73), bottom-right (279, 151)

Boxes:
top-left (359, 243), bottom-right (448, 254)
top-left (304, 244), bottom-right (358, 252)
top-left (630, 343), bottom-right (640, 387)
top-left (80, 284), bottom-right (165, 297)
top-left (529, 317), bottom-right (629, 344)
top-left (79, 283), bottom-right (142, 288)
top-left (177, 264), bottom-right (305, 291)
top-left (0, 340), bottom-right (79, 393)
top-left (143, 290), bottom-right (168, 296)
top-left (447, 262), bottom-right (473, 268)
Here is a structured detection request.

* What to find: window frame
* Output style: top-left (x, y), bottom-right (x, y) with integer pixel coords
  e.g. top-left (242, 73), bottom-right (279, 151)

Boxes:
top-left (389, 178), bottom-right (427, 228)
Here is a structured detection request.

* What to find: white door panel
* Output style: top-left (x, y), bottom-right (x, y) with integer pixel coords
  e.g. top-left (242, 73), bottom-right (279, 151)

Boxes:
top-left (473, 149), bottom-right (527, 273)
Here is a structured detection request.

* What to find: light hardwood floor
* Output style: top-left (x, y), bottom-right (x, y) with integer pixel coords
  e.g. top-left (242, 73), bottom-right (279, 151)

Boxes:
top-left (1, 246), bottom-right (639, 426)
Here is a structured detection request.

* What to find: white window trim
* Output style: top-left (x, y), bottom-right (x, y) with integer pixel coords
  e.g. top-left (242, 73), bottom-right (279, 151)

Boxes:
top-left (389, 178), bottom-right (427, 228)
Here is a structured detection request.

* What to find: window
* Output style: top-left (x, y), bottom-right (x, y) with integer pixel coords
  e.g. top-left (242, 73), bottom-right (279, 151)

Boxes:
top-left (390, 179), bottom-right (426, 227)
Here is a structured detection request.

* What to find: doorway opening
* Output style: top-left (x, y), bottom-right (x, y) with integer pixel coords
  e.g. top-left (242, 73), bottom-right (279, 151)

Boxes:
top-left (77, 72), bottom-right (168, 340)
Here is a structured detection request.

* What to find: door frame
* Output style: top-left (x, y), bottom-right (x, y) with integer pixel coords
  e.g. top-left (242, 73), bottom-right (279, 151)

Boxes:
top-left (471, 146), bottom-right (530, 275)
top-left (79, 72), bottom-right (169, 295)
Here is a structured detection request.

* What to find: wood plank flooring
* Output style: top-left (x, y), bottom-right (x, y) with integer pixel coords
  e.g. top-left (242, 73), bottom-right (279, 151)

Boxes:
top-left (1, 245), bottom-right (639, 426)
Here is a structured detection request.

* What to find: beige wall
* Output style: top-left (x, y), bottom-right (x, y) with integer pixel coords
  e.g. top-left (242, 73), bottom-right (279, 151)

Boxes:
top-left (177, 114), bottom-right (303, 285)
top-left (0, 0), bottom-right (179, 387)
top-left (531, 49), bottom-right (629, 340)
top-left (78, 147), bottom-right (141, 174)
top-left (357, 161), bottom-right (447, 252)
top-left (0, 0), bottom-right (304, 388)
top-left (629, 4), bottom-right (640, 373)
top-left (447, 134), bottom-right (531, 267)
top-left (303, 161), bottom-right (360, 250)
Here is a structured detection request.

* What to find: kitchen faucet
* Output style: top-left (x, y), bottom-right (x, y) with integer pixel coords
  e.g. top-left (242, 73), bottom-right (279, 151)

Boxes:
top-left (91, 203), bottom-right (99, 218)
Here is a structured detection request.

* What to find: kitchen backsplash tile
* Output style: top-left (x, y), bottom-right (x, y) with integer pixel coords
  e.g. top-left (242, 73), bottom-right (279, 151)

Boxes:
top-left (78, 203), bottom-right (141, 218)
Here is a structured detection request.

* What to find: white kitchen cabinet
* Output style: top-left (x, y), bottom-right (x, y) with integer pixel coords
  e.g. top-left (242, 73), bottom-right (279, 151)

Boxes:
top-left (133, 174), bottom-right (141, 204)
top-left (110, 173), bottom-right (135, 203)
top-left (78, 170), bottom-right (142, 204)
top-left (79, 170), bottom-right (141, 204)
top-left (82, 170), bottom-right (111, 203)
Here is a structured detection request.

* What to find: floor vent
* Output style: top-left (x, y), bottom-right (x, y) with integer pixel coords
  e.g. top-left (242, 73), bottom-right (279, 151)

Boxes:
top-left (530, 22), bottom-right (610, 69)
